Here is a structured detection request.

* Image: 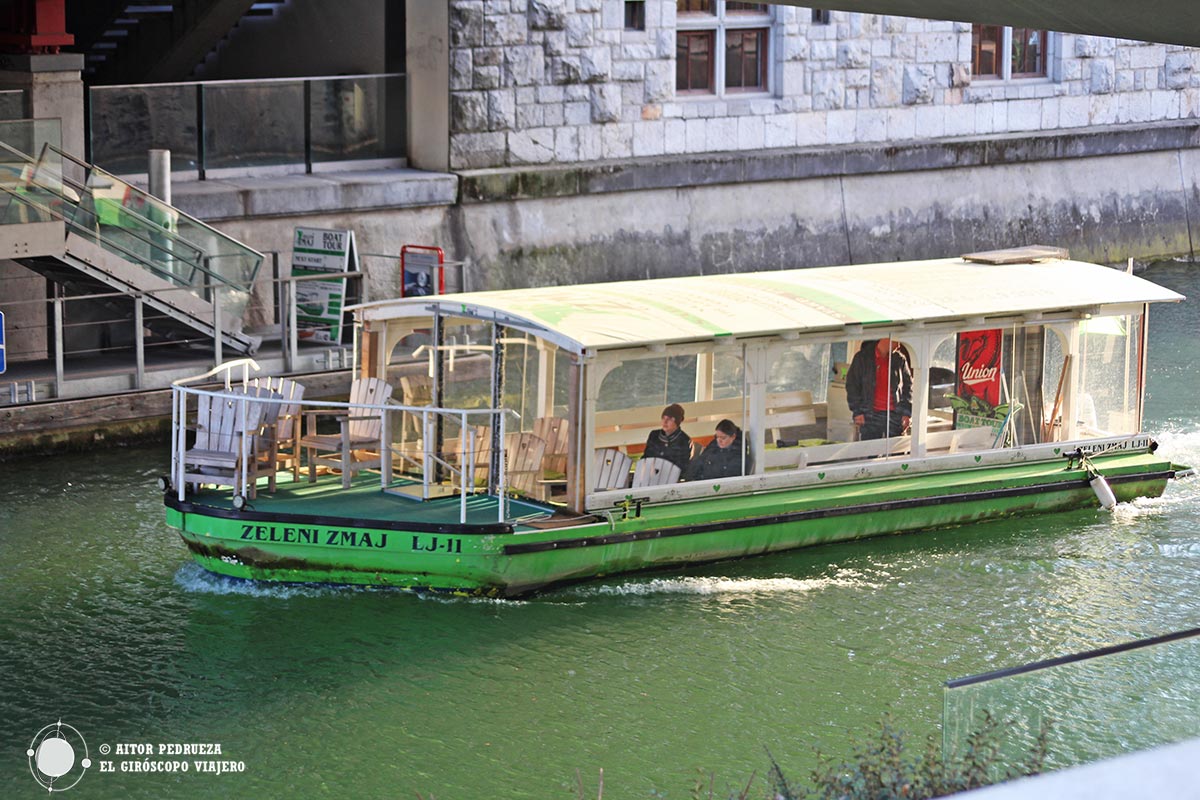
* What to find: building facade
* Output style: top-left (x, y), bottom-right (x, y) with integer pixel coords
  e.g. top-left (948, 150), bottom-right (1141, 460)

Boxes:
top-left (445, 2), bottom-right (1200, 170)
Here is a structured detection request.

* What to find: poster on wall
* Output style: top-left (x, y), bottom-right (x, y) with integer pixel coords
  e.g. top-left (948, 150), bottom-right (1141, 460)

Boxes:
top-left (952, 328), bottom-right (1006, 431)
top-left (292, 227), bottom-right (359, 344)
top-left (400, 245), bottom-right (445, 298)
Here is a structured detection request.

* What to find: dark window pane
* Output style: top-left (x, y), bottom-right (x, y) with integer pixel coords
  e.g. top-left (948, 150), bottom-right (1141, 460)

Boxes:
top-left (677, 0), bottom-right (713, 14)
top-left (726, 29), bottom-right (766, 90)
top-left (972, 24), bottom-right (1003, 77)
top-left (625, 1), bottom-right (646, 30)
top-left (1012, 28), bottom-right (1047, 76)
top-left (812, 9), bottom-right (831, 24)
top-left (676, 31), bottom-right (713, 92)
top-left (726, 2), bottom-right (767, 13)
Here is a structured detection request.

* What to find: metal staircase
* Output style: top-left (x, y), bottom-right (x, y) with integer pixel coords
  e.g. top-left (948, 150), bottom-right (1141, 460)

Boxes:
top-left (68, 0), bottom-right (288, 84)
top-left (0, 141), bottom-right (263, 354)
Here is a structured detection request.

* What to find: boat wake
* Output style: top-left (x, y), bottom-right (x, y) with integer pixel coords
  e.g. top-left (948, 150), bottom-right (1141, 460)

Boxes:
top-left (571, 569), bottom-right (874, 598)
top-left (173, 562), bottom-right (350, 599)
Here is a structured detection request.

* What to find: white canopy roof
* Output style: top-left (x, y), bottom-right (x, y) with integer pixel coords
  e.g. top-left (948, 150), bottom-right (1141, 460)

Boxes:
top-left (356, 256), bottom-right (1183, 354)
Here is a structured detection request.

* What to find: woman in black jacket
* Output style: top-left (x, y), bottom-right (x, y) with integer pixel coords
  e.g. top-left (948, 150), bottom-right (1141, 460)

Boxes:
top-left (643, 403), bottom-right (692, 470)
top-left (684, 419), bottom-right (753, 481)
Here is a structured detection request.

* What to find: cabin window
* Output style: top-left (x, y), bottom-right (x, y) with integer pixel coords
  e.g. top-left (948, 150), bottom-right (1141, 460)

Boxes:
top-left (594, 348), bottom-right (749, 481)
top-left (1072, 313), bottom-right (1143, 437)
top-left (944, 324), bottom-right (1047, 449)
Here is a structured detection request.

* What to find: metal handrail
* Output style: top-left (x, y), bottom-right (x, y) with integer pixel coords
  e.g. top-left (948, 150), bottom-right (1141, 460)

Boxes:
top-left (171, 381), bottom-right (519, 524)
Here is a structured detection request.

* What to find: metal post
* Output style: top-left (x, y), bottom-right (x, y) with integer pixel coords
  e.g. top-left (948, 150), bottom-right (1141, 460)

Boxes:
top-left (489, 323), bottom-right (504, 496)
top-left (213, 285), bottom-right (223, 367)
top-left (196, 86), bottom-right (207, 181)
top-left (303, 79), bottom-right (313, 174)
top-left (134, 296), bottom-right (145, 389)
top-left (148, 149), bottom-right (172, 204)
top-left (53, 295), bottom-right (64, 394)
top-left (288, 278), bottom-right (299, 370)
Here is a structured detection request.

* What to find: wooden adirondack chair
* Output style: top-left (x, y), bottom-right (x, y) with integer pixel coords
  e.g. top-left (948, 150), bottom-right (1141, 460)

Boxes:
top-left (504, 432), bottom-right (547, 497)
top-left (249, 376), bottom-right (306, 488)
top-left (182, 386), bottom-right (278, 499)
top-left (532, 416), bottom-right (570, 476)
top-left (300, 377), bottom-right (394, 489)
top-left (631, 456), bottom-right (681, 488)
top-left (593, 448), bottom-right (632, 490)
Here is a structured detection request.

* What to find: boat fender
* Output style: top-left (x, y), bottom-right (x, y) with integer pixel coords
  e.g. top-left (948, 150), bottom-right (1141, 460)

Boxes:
top-left (1089, 473), bottom-right (1117, 510)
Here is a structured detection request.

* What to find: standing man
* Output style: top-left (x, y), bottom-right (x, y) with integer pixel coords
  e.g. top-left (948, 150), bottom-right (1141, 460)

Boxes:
top-left (846, 338), bottom-right (913, 440)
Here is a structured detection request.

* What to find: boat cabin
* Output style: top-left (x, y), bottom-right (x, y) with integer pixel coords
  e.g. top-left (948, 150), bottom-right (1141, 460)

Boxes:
top-left (352, 247), bottom-right (1182, 517)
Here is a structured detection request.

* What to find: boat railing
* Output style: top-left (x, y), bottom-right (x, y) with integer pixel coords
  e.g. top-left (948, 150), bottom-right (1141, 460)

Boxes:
top-left (169, 379), bottom-right (518, 524)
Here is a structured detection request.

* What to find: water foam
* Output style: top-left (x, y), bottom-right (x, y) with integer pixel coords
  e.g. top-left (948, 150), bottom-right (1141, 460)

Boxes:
top-left (574, 569), bottom-right (873, 598)
top-left (173, 562), bottom-right (346, 599)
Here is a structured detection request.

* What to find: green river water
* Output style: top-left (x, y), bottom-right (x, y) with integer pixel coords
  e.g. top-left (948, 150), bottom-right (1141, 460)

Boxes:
top-left (2, 262), bottom-right (1199, 799)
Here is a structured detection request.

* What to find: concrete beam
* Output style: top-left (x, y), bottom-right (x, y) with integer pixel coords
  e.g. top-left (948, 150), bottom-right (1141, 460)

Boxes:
top-left (771, 0), bottom-right (1200, 49)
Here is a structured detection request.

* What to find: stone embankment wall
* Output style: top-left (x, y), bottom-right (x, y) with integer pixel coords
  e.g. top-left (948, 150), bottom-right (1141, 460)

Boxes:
top-left (196, 121), bottom-right (1200, 298)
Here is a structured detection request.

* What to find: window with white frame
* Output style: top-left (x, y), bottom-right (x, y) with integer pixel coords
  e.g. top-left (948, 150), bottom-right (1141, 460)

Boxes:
top-left (676, 1), bottom-right (772, 96)
top-left (972, 25), bottom-right (1049, 79)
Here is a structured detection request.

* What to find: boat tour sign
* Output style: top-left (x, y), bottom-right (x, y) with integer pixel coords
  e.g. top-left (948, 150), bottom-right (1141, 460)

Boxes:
top-left (292, 227), bottom-right (359, 344)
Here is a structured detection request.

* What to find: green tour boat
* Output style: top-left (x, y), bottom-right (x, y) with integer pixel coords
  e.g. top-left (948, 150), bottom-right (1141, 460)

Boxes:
top-left (162, 246), bottom-right (1188, 596)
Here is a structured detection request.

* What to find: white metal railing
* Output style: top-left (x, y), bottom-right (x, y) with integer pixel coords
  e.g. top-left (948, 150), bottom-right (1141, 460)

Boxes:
top-left (169, 371), bottom-right (518, 524)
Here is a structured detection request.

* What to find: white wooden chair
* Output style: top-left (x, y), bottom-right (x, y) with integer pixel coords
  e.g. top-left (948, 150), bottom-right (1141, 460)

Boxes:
top-left (182, 385), bottom-right (277, 499)
top-left (532, 416), bottom-right (570, 476)
top-left (631, 456), bottom-right (682, 488)
top-left (594, 448), bottom-right (632, 490)
top-left (249, 376), bottom-right (306, 488)
top-left (300, 377), bottom-right (394, 489)
top-left (503, 432), bottom-right (547, 497)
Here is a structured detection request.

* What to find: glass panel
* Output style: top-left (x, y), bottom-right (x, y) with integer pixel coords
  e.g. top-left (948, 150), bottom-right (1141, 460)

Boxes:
top-left (0, 89), bottom-right (25, 121)
top-left (203, 80), bottom-right (305, 171)
top-left (944, 631), bottom-right (1200, 772)
top-left (725, 29), bottom-right (766, 90)
top-left (1077, 314), bottom-right (1142, 436)
top-left (1012, 28), bottom-right (1047, 76)
top-left (309, 74), bottom-right (406, 164)
top-left (972, 24), bottom-right (1003, 77)
top-left (598, 355), bottom-right (698, 412)
top-left (89, 83), bottom-right (200, 175)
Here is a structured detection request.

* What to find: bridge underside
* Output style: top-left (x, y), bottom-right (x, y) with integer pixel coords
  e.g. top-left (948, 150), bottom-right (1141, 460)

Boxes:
top-left (773, 0), bottom-right (1200, 49)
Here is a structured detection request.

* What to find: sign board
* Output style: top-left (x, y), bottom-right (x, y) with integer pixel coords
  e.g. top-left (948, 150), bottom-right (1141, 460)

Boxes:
top-left (292, 227), bottom-right (359, 344)
top-left (953, 329), bottom-right (1005, 429)
top-left (400, 245), bottom-right (445, 298)
top-left (0, 310), bottom-right (5, 375)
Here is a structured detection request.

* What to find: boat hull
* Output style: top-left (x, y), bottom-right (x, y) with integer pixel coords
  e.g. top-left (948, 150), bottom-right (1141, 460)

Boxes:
top-left (165, 451), bottom-right (1177, 597)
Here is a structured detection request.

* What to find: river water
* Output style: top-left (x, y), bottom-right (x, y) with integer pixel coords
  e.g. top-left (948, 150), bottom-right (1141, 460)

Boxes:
top-left (2, 262), bottom-right (1199, 799)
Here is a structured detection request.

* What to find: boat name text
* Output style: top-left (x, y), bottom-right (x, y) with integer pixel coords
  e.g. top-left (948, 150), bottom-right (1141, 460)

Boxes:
top-left (240, 525), bottom-right (388, 549)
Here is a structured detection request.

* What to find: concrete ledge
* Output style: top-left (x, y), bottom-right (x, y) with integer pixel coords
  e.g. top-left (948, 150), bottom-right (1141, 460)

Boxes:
top-left (458, 120), bottom-right (1200, 203)
top-left (963, 737), bottom-right (1200, 799)
top-left (170, 167), bottom-right (458, 222)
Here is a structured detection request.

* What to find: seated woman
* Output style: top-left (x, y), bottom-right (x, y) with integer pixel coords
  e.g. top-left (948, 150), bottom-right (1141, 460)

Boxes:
top-left (643, 403), bottom-right (692, 471)
top-left (684, 419), bottom-right (753, 481)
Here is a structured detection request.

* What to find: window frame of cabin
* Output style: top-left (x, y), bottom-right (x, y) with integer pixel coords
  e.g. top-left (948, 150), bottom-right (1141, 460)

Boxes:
top-left (675, 1), bottom-right (773, 98)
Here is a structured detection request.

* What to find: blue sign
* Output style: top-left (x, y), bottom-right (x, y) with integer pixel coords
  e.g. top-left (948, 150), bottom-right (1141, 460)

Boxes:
top-left (0, 309), bottom-right (5, 375)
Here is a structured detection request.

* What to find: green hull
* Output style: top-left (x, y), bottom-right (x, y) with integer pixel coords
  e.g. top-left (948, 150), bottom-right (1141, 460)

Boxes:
top-left (166, 452), bottom-right (1176, 597)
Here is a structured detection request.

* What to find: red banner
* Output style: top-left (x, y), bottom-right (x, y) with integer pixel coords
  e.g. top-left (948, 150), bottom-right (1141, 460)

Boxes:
top-left (956, 329), bottom-right (1002, 406)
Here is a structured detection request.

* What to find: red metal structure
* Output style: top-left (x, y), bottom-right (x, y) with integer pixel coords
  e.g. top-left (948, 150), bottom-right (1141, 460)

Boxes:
top-left (0, 0), bottom-right (74, 54)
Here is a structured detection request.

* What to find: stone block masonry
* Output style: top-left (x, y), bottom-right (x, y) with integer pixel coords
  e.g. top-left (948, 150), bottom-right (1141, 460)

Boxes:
top-left (448, 1), bottom-right (1200, 171)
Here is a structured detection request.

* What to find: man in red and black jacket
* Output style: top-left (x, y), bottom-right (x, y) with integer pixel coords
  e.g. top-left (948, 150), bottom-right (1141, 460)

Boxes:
top-left (846, 338), bottom-right (913, 440)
